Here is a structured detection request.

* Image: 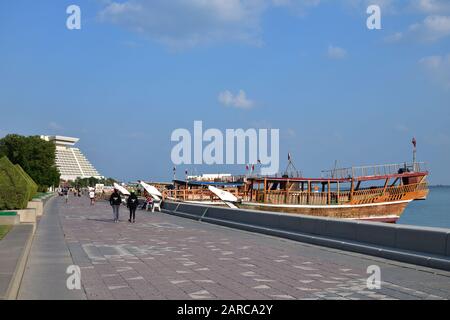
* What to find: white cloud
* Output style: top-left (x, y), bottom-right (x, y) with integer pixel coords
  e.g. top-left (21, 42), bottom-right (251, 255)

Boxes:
top-left (343, 0), bottom-right (396, 13)
top-left (327, 45), bottom-right (347, 59)
top-left (384, 32), bottom-right (403, 43)
top-left (346, 0), bottom-right (450, 15)
top-left (218, 90), bottom-right (254, 109)
top-left (271, 0), bottom-right (321, 15)
top-left (99, 0), bottom-right (268, 49)
top-left (410, 15), bottom-right (450, 42)
top-left (98, 0), bottom-right (330, 49)
top-left (98, 0), bottom-right (450, 49)
top-left (419, 54), bottom-right (450, 89)
top-left (272, 0), bottom-right (318, 5)
top-left (386, 15), bottom-right (450, 43)
top-left (412, 0), bottom-right (450, 14)
top-left (272, 0), bottom-right (321, 7)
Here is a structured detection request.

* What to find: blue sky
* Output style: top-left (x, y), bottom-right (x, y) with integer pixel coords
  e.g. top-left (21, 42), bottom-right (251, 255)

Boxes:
top-left (1, 0), bottom-right (449, 183)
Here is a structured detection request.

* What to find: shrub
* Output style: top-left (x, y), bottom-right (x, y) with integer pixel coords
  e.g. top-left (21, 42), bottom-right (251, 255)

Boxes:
top-left (0, 134), bottom-right (60, 190)
top-left (0, 156), bottom-right (29, 210)
top-left (15, 164), bottom-right (38, 201)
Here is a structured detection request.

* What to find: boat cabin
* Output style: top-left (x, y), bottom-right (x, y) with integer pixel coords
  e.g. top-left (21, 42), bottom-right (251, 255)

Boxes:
top-left (243, 162), bottom-right (429, 206)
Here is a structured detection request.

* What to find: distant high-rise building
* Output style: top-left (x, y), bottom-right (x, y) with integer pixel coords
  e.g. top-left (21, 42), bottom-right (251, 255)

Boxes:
top-left (41, 135), bottom-right (103, 181)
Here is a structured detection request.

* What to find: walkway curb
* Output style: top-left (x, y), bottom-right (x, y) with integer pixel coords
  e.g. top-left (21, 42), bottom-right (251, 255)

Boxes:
top-left (0, 195), bottom-right (55, 300)
top-left (2, 224), bottom-right (35, 300)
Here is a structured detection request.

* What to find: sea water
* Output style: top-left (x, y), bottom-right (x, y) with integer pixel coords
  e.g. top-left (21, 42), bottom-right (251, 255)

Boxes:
top-left (398, 186), bottom-right (450, 229)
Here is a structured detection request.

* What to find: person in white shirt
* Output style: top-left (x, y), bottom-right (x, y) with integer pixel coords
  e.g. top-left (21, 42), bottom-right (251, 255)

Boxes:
top-left (89, 190), bottom-right (95, 206)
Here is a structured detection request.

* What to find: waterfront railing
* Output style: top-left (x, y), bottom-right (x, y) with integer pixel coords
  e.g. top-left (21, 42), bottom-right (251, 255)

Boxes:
top-left (321, 162), bottom-right (427, 179)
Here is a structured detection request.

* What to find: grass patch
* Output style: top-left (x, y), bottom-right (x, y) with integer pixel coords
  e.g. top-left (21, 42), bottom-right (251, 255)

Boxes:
top-left (0, 225), bottom-right (12, 240)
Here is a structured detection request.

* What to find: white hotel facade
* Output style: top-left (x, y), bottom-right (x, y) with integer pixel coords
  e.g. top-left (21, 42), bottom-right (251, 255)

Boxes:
top-left (41, 135), bottom-right (103, 181)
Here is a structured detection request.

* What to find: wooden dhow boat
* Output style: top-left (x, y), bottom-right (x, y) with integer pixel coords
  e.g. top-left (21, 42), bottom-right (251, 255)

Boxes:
top-left (160, 162), bottom-right (429, 223)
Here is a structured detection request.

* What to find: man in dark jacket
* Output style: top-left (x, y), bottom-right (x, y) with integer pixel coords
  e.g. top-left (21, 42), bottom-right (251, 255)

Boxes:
top-left (127, 191), bottom-right (139, 223)
top-left (109, 189), bottom-right (122, 223)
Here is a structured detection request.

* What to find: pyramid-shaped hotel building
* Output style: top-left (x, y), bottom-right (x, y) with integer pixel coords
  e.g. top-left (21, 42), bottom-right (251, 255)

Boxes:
top-left (41, 135), bottom-right (103, 182)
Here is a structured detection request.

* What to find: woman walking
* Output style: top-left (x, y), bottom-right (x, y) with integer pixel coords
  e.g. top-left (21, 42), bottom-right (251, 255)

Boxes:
top-left (127, 191), bottom-right (139, 223)
top-left (109, 189), bottom-right (122, 223)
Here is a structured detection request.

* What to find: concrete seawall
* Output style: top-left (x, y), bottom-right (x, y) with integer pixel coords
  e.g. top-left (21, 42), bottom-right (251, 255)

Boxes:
top-left (162, 201), bottom-right (450, 271)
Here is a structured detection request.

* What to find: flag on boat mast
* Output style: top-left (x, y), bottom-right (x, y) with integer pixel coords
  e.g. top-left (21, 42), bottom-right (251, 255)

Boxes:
top-left (412, 137), bottom-right (417, 169)
top-left (285, 152), bottom-right (302, 177)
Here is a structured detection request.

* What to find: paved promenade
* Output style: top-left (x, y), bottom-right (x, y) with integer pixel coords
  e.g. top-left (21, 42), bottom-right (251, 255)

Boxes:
top-left (18, 196), bottom-right (450, 300)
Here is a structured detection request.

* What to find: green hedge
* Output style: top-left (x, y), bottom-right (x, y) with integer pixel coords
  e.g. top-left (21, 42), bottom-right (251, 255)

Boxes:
top-left (0, 157), bottom-right (30, 210)
top-left (15, 164), bottom-right (38, 201)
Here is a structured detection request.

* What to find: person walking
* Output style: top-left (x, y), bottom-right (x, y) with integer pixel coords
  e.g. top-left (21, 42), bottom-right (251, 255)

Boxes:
top-left (63, 188), bottom-right (69, 204)
top-left (109, 189), bottom-right (122, 223)
top-left (127, 191), bottom-right (139, 223)
top-left (89, 189), bottom-right (95, 206)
